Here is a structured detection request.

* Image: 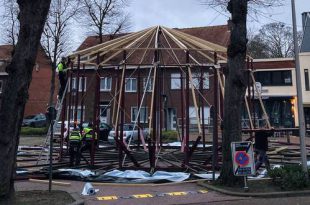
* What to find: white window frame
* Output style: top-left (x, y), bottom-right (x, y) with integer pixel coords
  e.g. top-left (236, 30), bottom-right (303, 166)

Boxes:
top-left (143, 77), bottom-right (153, 92)
top-left (125, 78), bottom-right (137, 92)
top-left (0, 80), bottom-right (3, 94)
top-left (70, 77), bottom-right (87, 92)
top-left (78, 77), bottom-right (87, 92)
top-left (100, 77), bottom-right (112, 91)
top-left (131, 107), bottom-right (148, 123)
top-left (171, 73), bottom-right (181, 89)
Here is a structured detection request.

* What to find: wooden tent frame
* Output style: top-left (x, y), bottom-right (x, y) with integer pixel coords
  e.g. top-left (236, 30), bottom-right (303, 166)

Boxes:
top-left (62, 25), bottom-right (270, 170)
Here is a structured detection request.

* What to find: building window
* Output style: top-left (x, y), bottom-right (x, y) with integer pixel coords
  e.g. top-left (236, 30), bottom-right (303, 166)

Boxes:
top-left (131, 107), bottom-right (148, 123)
top-left (254, 70), bottom-right (292, 86)
top-left (305, 69), bottom-right (310, 91)
top-left (79, 77), bottom-right (87, 92)
top-left (189, 106), bottom-right (210, 125)
top-left (67, 106), bottom-right (85, 121)
top-left (143, 78), bottom-right (153, 92)
top-left (71, 77), bottom-right (77, 91)
top-left (191, 72), bottom-right (209, 89)
top-left (70, 77), bottom-right (87, 92)
top-left (100, 77), bottom-right (112, 91)
top-left (171, 73), bottom-right (181, 89)
top-left (125, 78), bottom-right (137, 92)
top-left (0, 80), bottom-right (3, 94)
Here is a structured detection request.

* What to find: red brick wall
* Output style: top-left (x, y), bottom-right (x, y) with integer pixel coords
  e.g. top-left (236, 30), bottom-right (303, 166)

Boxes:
top-left (24, 49), bottom-right (58, 116)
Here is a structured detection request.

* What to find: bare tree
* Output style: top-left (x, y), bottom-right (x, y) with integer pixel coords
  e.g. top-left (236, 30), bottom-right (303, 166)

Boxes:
top-left (247, 32), bottom-right (270, 59)
top-left (248, 22), bottom-right (302, 58)
top-left (202, 0), bottom-right (284, 186)
top-left (41, 0), bottom-right (81, 106)
top-left (80, 0), bottom-right (131, 43)
top-left (0, 0), bottom-right (19, 46)
top-left (0, 0), bottom-right (51, 201)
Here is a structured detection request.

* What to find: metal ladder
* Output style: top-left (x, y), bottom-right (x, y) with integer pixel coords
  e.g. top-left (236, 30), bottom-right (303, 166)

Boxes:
top-left (36, 81), bottom-right (69, 165)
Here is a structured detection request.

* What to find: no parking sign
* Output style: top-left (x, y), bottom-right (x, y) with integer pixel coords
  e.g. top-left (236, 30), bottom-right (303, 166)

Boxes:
top-left (231, 141), bottom-right (255, 176)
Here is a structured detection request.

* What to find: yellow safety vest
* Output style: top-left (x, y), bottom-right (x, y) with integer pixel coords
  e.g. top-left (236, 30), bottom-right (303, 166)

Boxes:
top-left (83, 127), bottom-right (97, 140)
top-left (57, 62), bottom-right (66, 73)
top-left (69, 130), bottom-right (82, 141)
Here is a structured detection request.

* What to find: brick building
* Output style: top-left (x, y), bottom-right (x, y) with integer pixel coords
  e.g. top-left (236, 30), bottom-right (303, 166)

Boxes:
top-left (0, 45), bottom-right (54, 116)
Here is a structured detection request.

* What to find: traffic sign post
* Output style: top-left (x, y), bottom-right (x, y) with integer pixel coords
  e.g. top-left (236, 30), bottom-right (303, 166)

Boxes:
top-left (231, 141), bottom-right (255, 190)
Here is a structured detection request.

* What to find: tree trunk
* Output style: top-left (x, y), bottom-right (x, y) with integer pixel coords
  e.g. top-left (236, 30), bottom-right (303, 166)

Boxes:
top-left (0, 0), bottom-right (51, 201)
top-left (99, 28), bottom-right (103, 44)
top-left (219, 0), bottom-right (248, 186)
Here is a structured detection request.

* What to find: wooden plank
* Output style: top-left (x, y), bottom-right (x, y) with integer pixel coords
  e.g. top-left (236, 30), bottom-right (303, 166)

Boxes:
top-left (250, 72), bottom-right (271, 128)
top-left (244, 95), bottom-right (254, 129)
top-left (70, 27), bottom-right (154, 57)
top-left (188, 67), bottom-right (202, 134)
top-left (99, 28), bottom-right (155, 66)
top-left (164, 26), bottom-right (227, 52)
top-left (268, 146), bottom-right (289, 155)
top-left (148, 65), bottom-right (157, 132)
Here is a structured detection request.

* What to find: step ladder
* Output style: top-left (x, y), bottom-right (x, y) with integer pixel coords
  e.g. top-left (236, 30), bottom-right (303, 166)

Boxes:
top-left (36, 81), bottom-right (69, 165)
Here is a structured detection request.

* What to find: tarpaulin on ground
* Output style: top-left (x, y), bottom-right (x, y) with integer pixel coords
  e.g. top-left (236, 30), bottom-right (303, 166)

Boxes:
top-left (53, 169), bottom-right (96, 180)
top-left (53, 169), bottom-right (190, 183)
top-left (96, 170), bottom-right (190, 183)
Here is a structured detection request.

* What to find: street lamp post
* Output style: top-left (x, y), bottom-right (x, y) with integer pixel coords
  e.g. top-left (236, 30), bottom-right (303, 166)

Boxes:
top-left (291, 0), bottom-right (308, 174)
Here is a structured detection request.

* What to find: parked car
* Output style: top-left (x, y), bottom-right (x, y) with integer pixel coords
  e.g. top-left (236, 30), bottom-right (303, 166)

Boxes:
top-left (108, 123), bottom-right (149, 144)
top-left (81, 122), bottom-right (112, 141)
top-left (54, 121), bottom-right (74, 142)
top-left (22, 113), bottom-right (47, 127)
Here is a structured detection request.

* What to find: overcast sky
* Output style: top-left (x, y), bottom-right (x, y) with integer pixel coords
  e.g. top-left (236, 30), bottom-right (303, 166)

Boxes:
top-left (1, 0), bottom-right (309, 51)
top-left (125, 0), bottom-right (310, 32)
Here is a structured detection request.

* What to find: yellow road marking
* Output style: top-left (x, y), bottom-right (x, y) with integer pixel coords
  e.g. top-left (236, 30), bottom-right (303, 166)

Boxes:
top-left (166, 192), bottom-right (187, 196)
top-left (97, 196), bottom-right (118, 200)
top-left (96, 189), bottom-right (208, 201)
top-left (198, 190), bottom-right (208, 194)
top-left (132, 194), bottom-right (154, 198)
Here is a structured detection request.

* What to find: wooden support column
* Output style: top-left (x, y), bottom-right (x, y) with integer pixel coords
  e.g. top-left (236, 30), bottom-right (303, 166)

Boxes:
top-left (200, 67), bottom-right (206, 150)
top-left (150, 50), bottom-right (159, 170)
top-left (180, 71), bottom-right (185, 142)
top-left (119, 51), bottom-right (127, 168)
top-left (212, 52), bottom-right (219, 169)
top-left (137, 66), bottom-right (141, 149)
top-left (251, 59), bottom-right (256, 128)
top-left (80, 64), bottom-right (86, 124)
top-left (184, 51), bottom-right (190, 165)
top-left (91, 53), bottom-right (100, 166)
top-left (246, 57), bottom-right (254, 131)
top-left (183, 136), bottom-right (201, 166)
top-left (67, 69), bottom-right (74, 142)
top-left (113, 67), bottom-right (120, 127)
top-left (159, 65), bottom-right (163, 147)
top-left (74, 55), bottom-right (80, 128)
top-left (59, 91), bottom-right (67, 160)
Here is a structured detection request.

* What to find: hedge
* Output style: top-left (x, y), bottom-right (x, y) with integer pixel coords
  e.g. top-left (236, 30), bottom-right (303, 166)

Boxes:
top-left (161, 130), bottom-right (179, 142)
top-left (20, 126), bottom-right (48, 136)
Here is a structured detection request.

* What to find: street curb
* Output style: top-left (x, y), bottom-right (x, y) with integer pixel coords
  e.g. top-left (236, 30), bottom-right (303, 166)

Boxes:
top-left (68, 192), bottom-right (84, 205)
top-left (197, 181), bottom-right (310, 198)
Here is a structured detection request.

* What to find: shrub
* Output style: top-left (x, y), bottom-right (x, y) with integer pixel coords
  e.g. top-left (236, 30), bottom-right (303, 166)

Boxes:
top-left (161, 130), bottom-right (179, 143)
top-left (20, 126), bottom-right (48, 136)
top-left (268, 164), bottom-right (309, 190)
